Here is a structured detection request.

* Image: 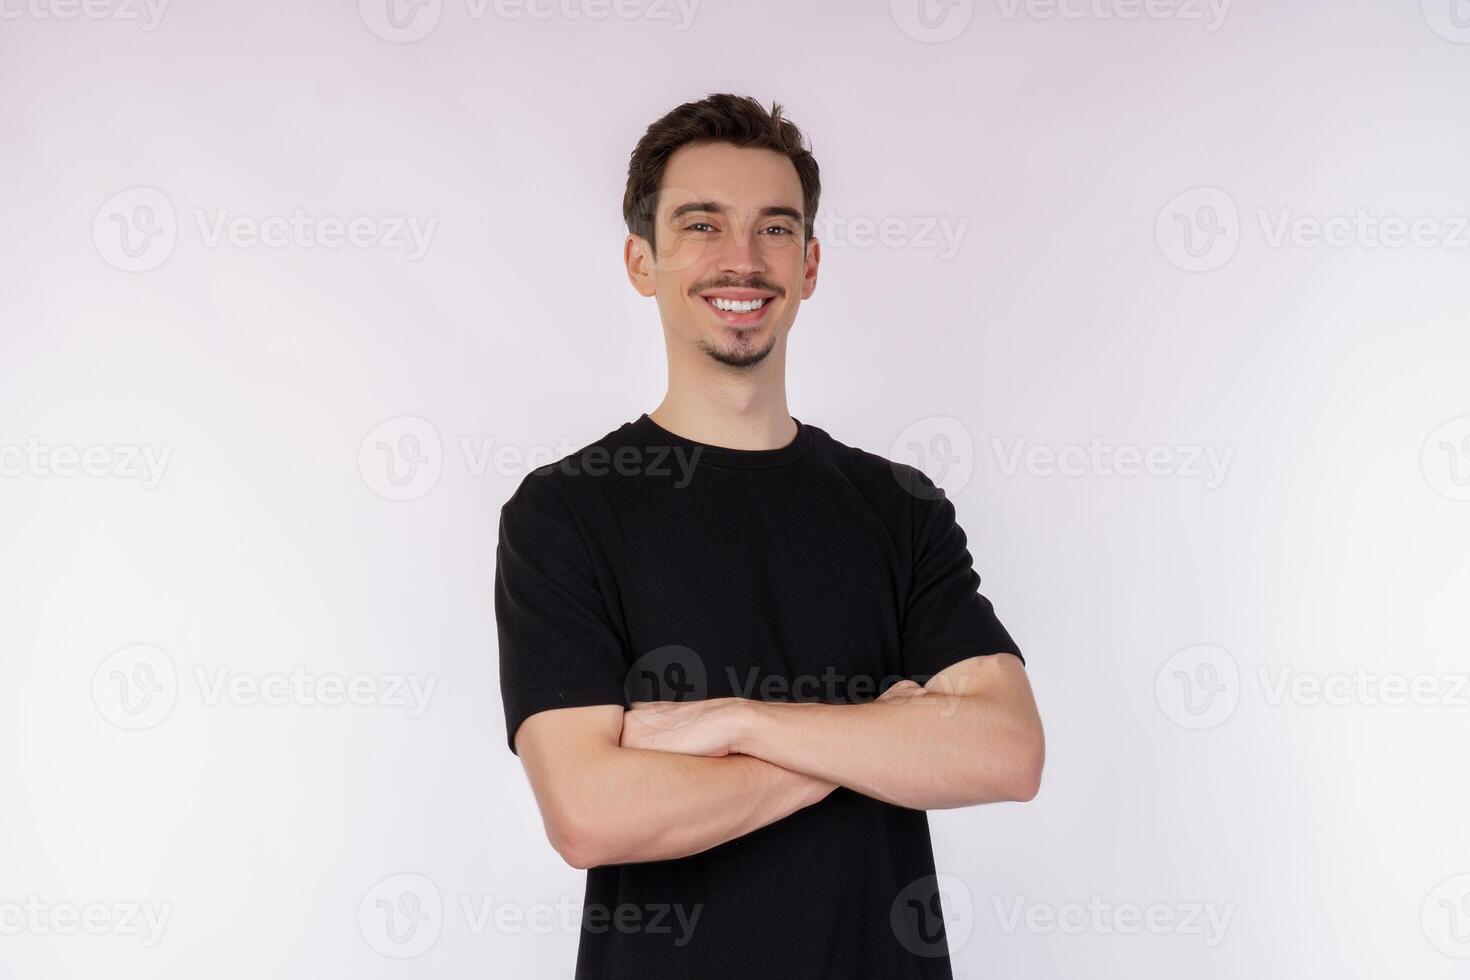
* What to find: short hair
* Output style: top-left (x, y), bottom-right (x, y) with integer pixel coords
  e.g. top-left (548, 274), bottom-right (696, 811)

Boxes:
top-left (622, 93), bottom-right (821, 253)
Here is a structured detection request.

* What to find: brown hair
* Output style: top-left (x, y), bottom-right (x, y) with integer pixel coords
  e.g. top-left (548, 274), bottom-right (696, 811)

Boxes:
top-left (623, 93), bottom-right (821, 253)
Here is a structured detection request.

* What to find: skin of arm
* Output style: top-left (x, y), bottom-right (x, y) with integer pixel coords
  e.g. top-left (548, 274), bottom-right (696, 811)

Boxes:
top-left (515, 679), bottom-right (930, 869)
top-left (620, 653), bottom-right (1044, 811)
top-left (516, 703), bottom-right (831, 869)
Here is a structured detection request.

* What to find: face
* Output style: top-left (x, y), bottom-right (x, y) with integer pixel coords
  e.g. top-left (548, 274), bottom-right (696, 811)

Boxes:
top-left (626, 141), bottom-right (820, 369)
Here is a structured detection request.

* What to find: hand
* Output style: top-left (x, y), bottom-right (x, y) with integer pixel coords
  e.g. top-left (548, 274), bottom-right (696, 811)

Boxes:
top-left (620, 696), bottom-right (749, 757)
top-left (877, 679), bottom-right (930, 703)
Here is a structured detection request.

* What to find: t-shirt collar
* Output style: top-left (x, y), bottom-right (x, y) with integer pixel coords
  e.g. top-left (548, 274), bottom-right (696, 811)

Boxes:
top-left (630, 412), bottom-right (815, 470)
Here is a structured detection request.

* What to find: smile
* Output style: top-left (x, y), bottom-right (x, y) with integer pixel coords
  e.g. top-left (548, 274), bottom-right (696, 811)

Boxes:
top-left (699, 291), bottom-right (776, 327)
top-left (708, 297), bottom-right (766, 312)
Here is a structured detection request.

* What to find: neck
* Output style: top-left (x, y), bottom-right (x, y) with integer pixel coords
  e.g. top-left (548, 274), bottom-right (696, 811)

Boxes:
top-left (650, 341), bottom-right (796, 451)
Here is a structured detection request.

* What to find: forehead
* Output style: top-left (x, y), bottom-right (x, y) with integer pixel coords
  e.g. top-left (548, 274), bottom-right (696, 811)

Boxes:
top-left (658, 142), bottom-right (804, 217)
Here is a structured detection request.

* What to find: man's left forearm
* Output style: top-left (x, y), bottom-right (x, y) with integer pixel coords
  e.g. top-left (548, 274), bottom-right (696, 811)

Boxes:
top-left (731, 679), bottom-right (1043, 811)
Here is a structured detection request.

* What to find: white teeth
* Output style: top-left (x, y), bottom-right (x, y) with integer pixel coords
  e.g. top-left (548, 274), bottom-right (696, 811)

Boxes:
top-left (709, 297), bottom-right (766, 313)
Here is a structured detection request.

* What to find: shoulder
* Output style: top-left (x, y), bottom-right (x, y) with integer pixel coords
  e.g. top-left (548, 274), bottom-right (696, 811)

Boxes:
top-left (501, 419), bottom-right (637, 518)
top-left (805, 421), bottom-right (943, 503)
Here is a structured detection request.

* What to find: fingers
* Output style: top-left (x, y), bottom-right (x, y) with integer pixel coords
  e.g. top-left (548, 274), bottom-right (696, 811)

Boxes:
top-left (877, 679), bottom-right (929, 702)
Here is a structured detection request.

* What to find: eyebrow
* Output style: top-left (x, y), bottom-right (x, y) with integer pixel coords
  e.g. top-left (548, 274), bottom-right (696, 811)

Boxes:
top-left (668, 201), bottom-right (804, 225)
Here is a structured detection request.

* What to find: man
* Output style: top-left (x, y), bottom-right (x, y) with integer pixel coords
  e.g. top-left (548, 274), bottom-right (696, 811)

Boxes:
top-left (495, 92), bottom-right (1044, 979)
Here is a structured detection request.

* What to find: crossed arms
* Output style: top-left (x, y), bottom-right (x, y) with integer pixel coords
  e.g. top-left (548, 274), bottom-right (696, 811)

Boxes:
top-left (514, 652), bottom-right (1044, 869)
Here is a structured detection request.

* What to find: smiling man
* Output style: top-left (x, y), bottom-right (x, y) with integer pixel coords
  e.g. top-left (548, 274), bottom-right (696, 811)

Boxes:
top-left (494, 93), bottom-right (1044, 979)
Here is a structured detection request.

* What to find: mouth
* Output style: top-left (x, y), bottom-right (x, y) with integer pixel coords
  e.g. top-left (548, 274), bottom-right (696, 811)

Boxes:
top-left (698, 289), bottom-right (777, 328)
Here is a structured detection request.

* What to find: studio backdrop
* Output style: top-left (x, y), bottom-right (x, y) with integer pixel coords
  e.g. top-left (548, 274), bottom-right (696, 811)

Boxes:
top-left (2, 0), bottom-right (1468, 976)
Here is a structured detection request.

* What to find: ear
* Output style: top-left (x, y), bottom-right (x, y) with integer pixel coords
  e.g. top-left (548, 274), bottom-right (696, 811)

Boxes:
top-left (800, 236), bottom-right (821, 300)
top-left (625, 234), bottom-right (657, 298)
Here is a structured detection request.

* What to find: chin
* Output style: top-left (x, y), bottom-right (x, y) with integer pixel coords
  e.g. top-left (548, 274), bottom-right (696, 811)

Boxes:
top-left (701, 330), bottom-right (778, 368)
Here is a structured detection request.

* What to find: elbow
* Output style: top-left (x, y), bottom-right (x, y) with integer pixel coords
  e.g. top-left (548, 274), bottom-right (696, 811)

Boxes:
top-left (975, 717), bottom-right (1043, 805)
top-left (1005, 724), bottom-right (1045, 803)
top-left (558, 841), bottom-right (601, 871)
top-left (1007, 759), bottom-right (1043, 803)
top-left (543, 811), bottom-right (611, 869)
top-left (549, 820), bottom-right (604, 870)
top-left (548, 806), bottom-right (630, 870)
top-left (952, 737), bottom-right (1043, 808)
top-left (536, 775), bottom-right (614, 869)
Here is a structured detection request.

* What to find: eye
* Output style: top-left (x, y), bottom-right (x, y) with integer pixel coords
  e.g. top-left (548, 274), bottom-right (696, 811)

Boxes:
top-left (764, 226), bottom-right (794, 236)
top-left (685, 222), bottom-right (716, 233)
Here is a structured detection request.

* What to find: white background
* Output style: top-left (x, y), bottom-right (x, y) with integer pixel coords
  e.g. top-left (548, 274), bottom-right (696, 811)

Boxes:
top-left (3, 0), bottom-right (1469, 976)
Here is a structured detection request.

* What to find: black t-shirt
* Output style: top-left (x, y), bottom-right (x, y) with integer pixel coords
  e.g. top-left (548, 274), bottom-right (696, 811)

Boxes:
top-left (494, 413), bottom-right (1024, 979)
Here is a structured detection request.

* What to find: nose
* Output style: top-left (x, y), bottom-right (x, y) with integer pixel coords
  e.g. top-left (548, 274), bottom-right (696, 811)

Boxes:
top-left (714, 217), bottom-right (765, 278)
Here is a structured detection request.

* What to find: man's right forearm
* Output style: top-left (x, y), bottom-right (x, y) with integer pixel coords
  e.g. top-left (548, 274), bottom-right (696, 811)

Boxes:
top-left (552, 747), bottom-right (835, 868)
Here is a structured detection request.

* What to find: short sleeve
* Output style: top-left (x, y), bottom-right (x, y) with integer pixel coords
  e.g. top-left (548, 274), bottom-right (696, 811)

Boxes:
top-left (898, 469), bottom-right (1023, 683)
top-left (495, 472), bottom-right (630, 755)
